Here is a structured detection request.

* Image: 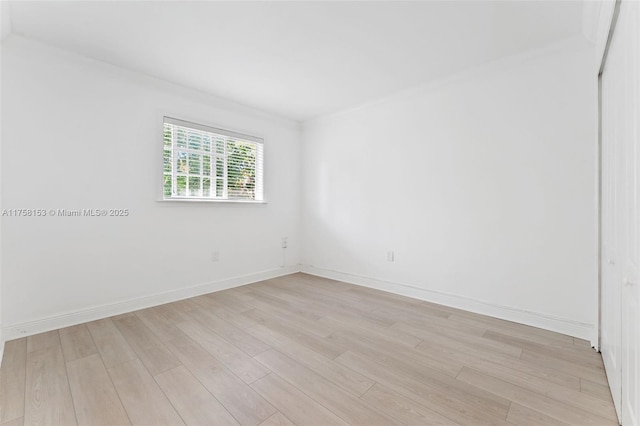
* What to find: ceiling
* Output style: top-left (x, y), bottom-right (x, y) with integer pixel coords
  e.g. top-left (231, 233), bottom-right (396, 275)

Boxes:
top-left (6, 1), bottom-right (586, 122)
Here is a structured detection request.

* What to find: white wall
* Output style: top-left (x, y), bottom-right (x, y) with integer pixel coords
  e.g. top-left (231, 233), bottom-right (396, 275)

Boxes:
top-left (0, 0), bottom-right (10, 361)
top-left (0, 1), bottom-right (10, 41)
top-left (301, 36), bottom-right (597, 340)
top-left (1, 36), bottom-right (301, 338)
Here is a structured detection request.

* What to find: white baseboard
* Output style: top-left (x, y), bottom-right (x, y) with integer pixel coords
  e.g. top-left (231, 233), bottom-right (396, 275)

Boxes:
top-left (302, 265), bottom-right (595, 342)
top-left (2, 265), bottom-right (301, 343)
top-left (2, 263), bottom-right (595, 349)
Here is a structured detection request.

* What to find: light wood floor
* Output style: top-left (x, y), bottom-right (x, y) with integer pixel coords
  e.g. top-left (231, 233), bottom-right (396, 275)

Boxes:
top-left (1, 273), bottom-right (617, 426)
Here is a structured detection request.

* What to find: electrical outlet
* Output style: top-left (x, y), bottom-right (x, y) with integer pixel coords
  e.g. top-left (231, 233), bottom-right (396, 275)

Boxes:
top-left (387, 251), bottom-right (395, 262)
top-left (282, 237), bottom-right (288, 248)
top-left (212, 251), bottom-right (219, 262)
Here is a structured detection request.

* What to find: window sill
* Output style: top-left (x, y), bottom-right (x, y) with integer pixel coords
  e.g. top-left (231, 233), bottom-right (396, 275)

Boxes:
top-left (156, 198), bottom-right (267, 205)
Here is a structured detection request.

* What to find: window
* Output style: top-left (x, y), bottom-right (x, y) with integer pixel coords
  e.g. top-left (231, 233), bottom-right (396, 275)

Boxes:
top-left (163, 117), bottom-right (264, 202)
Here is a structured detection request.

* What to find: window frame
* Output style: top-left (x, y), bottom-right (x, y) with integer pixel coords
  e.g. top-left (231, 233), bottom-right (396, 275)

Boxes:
top-left (160, 116), bottom-right (265, 204)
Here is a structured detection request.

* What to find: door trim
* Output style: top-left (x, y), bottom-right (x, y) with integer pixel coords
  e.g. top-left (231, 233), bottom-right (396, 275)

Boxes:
top-left (597, 0), bottom-right (622, 352)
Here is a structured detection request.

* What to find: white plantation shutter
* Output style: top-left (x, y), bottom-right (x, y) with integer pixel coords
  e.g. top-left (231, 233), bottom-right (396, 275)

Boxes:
top-left (163, 117), bottom-right (264, 201)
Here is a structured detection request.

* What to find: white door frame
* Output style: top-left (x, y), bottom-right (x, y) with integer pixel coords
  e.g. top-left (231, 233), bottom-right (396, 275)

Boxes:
top-left (597, 1), bottom-right (622, 422)
top-left (598, 0), bottom-right (622, 353)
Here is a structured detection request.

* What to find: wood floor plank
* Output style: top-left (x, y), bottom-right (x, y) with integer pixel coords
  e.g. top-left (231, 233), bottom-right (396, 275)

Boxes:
top-left (263, 281), bottom-right (386, 321)
top-left (155, 365), bottom-right (240, 426)
top-left (165, 298), bottom-right (201, 315)
top-left (107, 358), bottom-right (184, 425)
top-left (0, 338), bottom-right (27, 424)
top-left (255, 349), bottom-right (402, 425)
top-left (26, 331), bottom-right (60, 354)
top-left (273, 276), bottom-right (368, 304)
top-left (164, 334), bottom-right (276, 426)
top-left (177, 319), bottom-right (269, 384)
top-left (1, 417), bottom-right (24, 426)
top-left (318, 312), bottom-right (423, 348)
top-left (415, 299), bottom-right (470, 318)
top-left (186, 308), bottom-right (271, 357)
top-left (58, 324), bottom-right (98, 362)
top-left (574, 337), bottom-right (592, 347)
top-left (243, 290), bottom-right (332, 334)
top-left (478, 324), bottom-right (595, 357)
top-left (344, 286), bottom-right (426, 310)
top-left (135, 306), bottom-right (188, 342)
top-left (329, 333), bottom-right (510, 416)
top-left (395, 324), bottom-right (506, 365)
top-left (415, 339), bottom-right (581, 391)
top-left (520, 350), bottom-right (609, 385)
top-left (207, 291), bottom-right (255, 314)
top-left (307, 299), bottom-right (397, 327)
top-left (483, 330), bottom-right (603, 369)
top-left (191, 296), bottom-right (257, 329)
top-left (299, 274), bottom-right (354, 292)
top-left (242, 308), bottom-right (347, 359)
top-left (360, 383), bottom-right (459, 425)
top-left (394, 321), bottom-right (523, 358)
top-left (580, 378), bottom-right (615, 402)
top-left (86, 318), bottom-right (138, 368)
top-left (264, 276), bottom-right (365, 305)
top-left (191, 294), bottom-right (218, 309)
top-left (344, 287), bottom-right (457, 323)
top-left (113, 314), bottom-right (181, 376)
top-left (450, 350), bottom-right (617, 421)
top-left (506, 402), bottom-right (571, 426)
top-left (246, 323), bottom-right (375, 396)
top-left (65, 353), bottom-right (130, 426)
top-left (249, 288), bottom-right (337, 322)
top-left (248, 285), bottom-right (321, 314)
top-left (24, 344), bottom-right (77, 426)
top-left (274, 280), bottom-right (380, 318)
top-left (250, 374), bottom-right (349, 426)
top-left (370, 299), bottom-right (454, 323)
top-left (233, 282), bottom-right (261, 293)
top-left (379, 306), bottom-right (487, 336)
top-left (257, 412), bottom-right (296, 426)
top-left (328, 329), bottom-right (462, 377)
top-left (335, 350), bottom-right (511, 425)
top-left (457, 367), bottom-right (616, 425)
top-left (110, 312), bottom-right (136, 321)
top-left (448, 313), bottom-right (575, 345)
